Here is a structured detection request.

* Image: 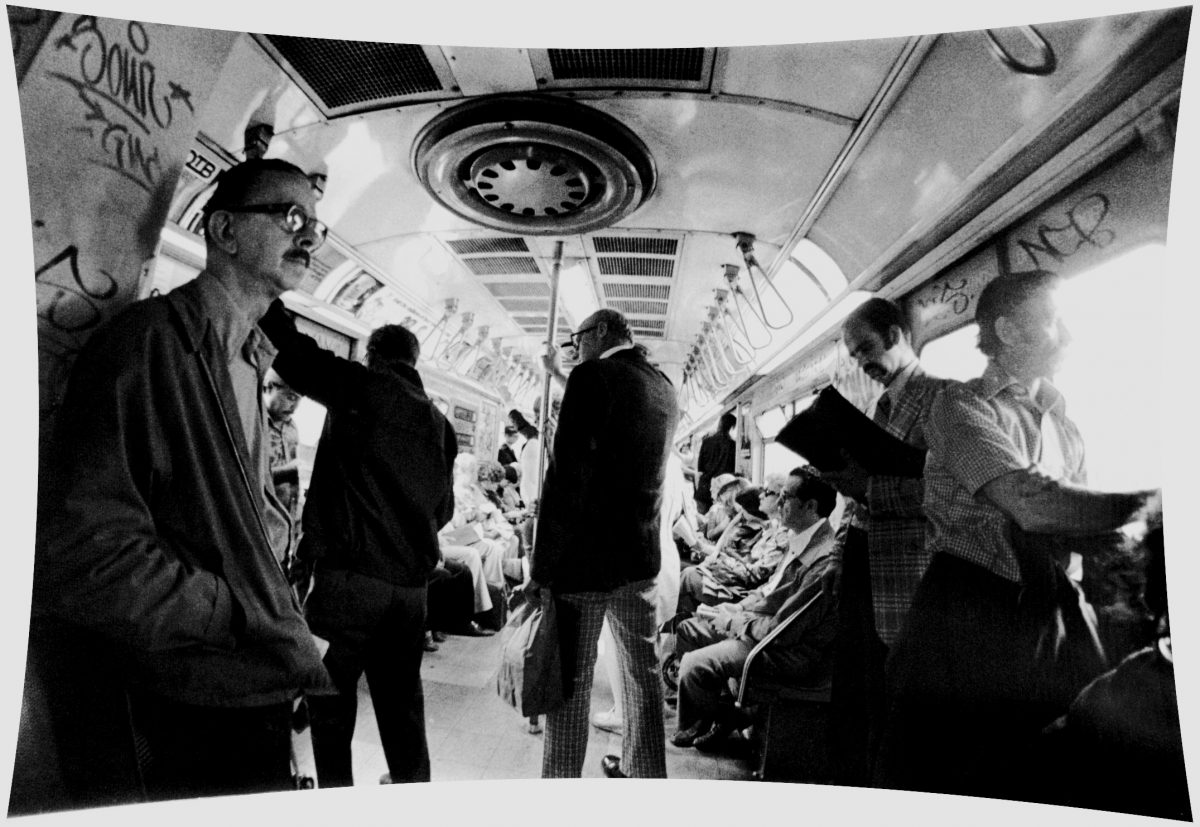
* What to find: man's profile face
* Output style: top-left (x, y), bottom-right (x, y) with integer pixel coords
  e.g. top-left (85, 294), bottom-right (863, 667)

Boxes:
top-left (229, 171), bottom-right (320, 297)
top-left (264, 379), bottom-right (300, 419)
top-left (843, 318), bottom-right (905, 386)
top-left (1005, 288), bottom-right (1071, 378)
top-left (778, 478), bottom-right (813, 531)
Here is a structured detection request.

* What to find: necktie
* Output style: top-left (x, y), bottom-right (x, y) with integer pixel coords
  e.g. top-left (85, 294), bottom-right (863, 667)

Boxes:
top-left (873, 393), bottom-right (891, 427)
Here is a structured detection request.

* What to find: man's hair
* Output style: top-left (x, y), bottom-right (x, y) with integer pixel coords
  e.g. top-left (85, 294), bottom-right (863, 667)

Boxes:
top-left (477, 459), bottom-right (505, 484)
top-left (201, 158), bottom-right (308, 237)
top-left (367, 324), bottom-right (420, 370)
top-left (718, 412), bottom-right (737, 433)
top-left (789, 466), bottom-right (837, 518)
top-left (589, 308), bottom-right (632, 344)
top-left (846, 296), bottom-right (911, 340)
top-left (975, 271), bottom-right (1062, 358)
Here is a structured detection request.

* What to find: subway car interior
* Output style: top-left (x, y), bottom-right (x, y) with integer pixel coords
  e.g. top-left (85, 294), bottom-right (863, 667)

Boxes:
top-left (7, 1), bottom-right (1198, 823)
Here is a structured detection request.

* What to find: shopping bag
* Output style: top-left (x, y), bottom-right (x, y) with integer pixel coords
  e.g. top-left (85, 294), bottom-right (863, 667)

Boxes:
top-left (496, 595), bottom-right (564, 716)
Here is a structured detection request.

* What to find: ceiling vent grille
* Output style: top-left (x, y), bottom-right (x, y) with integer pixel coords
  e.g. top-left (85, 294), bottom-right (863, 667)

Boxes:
top-left (263, 37), bottom-right (440, 108)
top-left (603, 283), bottom-right (671, 301)
top-left (449, 237), bottom-right (530, 255)
top-left (464, 256), bottom-right (541, 276)
top-left (629, 319), bottom-right (666, 331)
top-left (485, 282), bottom-right (551, 297)
top-left (513, 315), bottom-right (549, 326)
top-left (593, 236), bottom-right (678, 256)
top-left (498, 298), bottom-right (550, 312)
top-left (630, 327), bottom-right (666, 339)
top-left (609, 299), bottom-right (668, 316)
top-left (598, 257), bottom-right (674, 278)
top-left (546, 48), bottom-right (706, 82)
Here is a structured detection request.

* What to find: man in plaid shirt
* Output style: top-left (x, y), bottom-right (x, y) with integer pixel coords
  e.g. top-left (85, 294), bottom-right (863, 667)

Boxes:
top-left (821, 296), bottom-right (948, 784)
top-left (875, 271), bottom-right (1160, 801)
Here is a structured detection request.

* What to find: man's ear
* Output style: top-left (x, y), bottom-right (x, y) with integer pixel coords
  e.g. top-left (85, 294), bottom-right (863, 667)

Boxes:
top-left (994, 315), bottom-right (1023, 348)
top-left (885, 325), bottom-right (903, 349)
top-left (205, 211), bottom-right (238, 255)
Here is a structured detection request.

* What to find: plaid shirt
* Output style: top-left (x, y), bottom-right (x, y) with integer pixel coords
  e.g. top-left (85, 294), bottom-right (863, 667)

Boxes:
top-left (862, 365), bottom-right (949, 644)
top-left (924, 363), bottom-right (1086, 583)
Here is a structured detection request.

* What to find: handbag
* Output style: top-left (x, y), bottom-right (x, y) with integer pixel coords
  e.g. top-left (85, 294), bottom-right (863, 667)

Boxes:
top-left (496, 594), bottom-right (564, 716)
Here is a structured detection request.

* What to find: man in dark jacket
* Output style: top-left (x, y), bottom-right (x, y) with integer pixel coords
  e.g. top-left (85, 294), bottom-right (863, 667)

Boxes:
top-left (32, 158), bottom-right (334, 802)
top-left (260, 306), bottom-right (458, 786)
top-left (527, 308), bottom-right (679, 779)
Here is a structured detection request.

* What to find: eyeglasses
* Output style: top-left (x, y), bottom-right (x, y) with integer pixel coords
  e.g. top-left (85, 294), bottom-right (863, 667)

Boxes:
top-left (558, 324), bottom-right (601, 351)
top-left (220, 202), bottom-right (328, 250)
top-left (762, 489), bottom-right (781, 498)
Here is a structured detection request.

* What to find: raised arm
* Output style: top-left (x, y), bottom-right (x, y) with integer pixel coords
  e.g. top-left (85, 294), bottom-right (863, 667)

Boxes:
top-left (258, 299), bottom-right (367, 411)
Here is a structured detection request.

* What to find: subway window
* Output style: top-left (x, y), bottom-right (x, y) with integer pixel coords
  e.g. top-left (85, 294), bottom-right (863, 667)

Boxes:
top-left (1054, 244), bottom-right (1165, 491)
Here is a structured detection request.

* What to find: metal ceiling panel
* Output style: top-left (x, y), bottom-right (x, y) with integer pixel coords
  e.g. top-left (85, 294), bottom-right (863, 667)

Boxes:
top-left (718, 40), bottom-right (909, 120)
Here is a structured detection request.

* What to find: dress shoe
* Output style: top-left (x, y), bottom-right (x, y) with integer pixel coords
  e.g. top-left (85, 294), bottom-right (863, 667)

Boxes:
top-left (600, 755), bottom-right (626, 778)
top-left (527, 716), bottom-right (543, 734)
top-left (422, 631), bottom-right (439, 652)
top-left (462, 621), bottom-right (496, 637)
top-left (431, 630), bottom-right (448, 643)
top-left (670, 721), bottom-right (710, 748)
top-left (693, 721), bottom-right (732, 753)
top-left (591, 706), bottom-right (624, 735)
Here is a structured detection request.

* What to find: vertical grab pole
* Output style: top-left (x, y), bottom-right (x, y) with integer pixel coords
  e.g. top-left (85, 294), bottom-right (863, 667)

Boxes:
top-left (533, 240), bottom-right (566, 542)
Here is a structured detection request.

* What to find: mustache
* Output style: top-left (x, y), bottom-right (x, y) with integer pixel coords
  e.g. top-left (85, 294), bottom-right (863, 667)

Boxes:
top-left (285, 250), bottom-right (311, 267)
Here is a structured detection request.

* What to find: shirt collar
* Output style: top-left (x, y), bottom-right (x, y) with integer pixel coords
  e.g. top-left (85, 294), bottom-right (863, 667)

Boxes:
top-left (599, 342), bottom-right (635, 360)
top-left (979, 362), bottom-right (1066, 415)
top-left (787, 517), bottom-right (826, 561)
top-left (192, 270), bottom-right (266, 364)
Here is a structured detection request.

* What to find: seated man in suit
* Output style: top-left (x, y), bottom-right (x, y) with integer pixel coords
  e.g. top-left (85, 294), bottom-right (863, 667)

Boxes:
top-left (670, 467), bottom-right (838, 751)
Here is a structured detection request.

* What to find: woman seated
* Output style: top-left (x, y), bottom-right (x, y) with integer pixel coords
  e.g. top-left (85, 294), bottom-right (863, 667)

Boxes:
top-left (498, 464), bottom-right (526, 524)
top-left (678, 479), bottom-right (790, 614)
top-left (691, 475), bottom-right (749, 559)
top-left (440, 454), bottom-right (523, 586)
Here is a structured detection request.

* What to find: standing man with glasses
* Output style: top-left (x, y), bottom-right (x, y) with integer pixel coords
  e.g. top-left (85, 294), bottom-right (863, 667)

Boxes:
top-left (528, 308), bottom-right (679, 779)
top-left (33, 158), bottom-right (333, 803)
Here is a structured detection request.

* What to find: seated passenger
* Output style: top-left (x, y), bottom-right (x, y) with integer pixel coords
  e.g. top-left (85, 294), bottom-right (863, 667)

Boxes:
top-left (695, 474), bottom-right (747, 551)
top-left (677, 478), bottom-right (789, 614)
top-left (498, 463), bottom-right (526, 522)
top-left (670, 468), bottom-right (839, 751)
top-left (442, 453), bottom-right (522, 585)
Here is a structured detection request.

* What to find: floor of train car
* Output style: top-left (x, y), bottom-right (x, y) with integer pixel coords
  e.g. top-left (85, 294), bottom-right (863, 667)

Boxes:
top-left (291, 630), bottom-right (756, 784)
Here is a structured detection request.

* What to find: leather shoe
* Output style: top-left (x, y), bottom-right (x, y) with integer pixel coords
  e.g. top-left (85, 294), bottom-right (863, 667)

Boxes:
top-left (431, 630), bottom-right (448, 643)
top-left (693, 721), bottom-right (732, 753)
top-left (600, 755), bottom-right (626, 778)
top-left (422, 631), bottom-right (439, 652)
top-left (670, 721), bottom-right (710, 748)
top-left (463, 621), bottom-right (496, 637)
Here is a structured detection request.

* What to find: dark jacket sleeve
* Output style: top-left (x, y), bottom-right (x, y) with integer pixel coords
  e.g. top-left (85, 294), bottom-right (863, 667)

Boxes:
top-left (35, 320), bottom-right (238, 652)
top-left (258, 300), bottom-right (366, 412)
top-left (437, 419), bottom-right (459, 529)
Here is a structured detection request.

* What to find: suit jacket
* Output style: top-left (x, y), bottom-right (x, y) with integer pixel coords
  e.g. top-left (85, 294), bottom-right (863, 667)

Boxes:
top-left (729, 520), bottom-right (838, 682)
top-left (863, 366), bottom-right (950, 645)
top-left (532, 347), bottom-right (679, 593)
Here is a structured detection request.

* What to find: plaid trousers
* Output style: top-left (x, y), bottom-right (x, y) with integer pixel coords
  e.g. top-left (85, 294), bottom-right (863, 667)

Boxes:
top-left (542, 579), bottom-right (666, 778)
